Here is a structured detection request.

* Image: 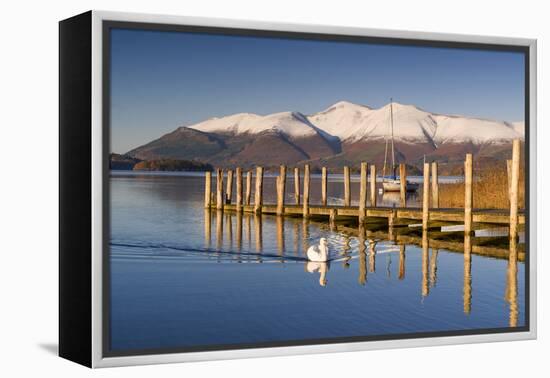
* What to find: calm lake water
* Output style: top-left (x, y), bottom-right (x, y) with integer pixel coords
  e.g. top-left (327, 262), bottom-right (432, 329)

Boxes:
top-left (109, 171), bottom-right (525, 353)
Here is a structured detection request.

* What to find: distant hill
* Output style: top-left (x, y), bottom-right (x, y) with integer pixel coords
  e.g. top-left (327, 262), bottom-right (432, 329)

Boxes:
top-left (109, 153), bottom-right (212, 172)
top-left (125, 101), bottom-right (524, 174)
top-left (110, 153), bottom-right (141, 170)
top-left (133, 159), bottom-right (213, 172)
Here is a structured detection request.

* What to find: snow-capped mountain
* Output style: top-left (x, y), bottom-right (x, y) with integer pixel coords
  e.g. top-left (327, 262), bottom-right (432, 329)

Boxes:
top-left (307, 101), bottom-right (523, 145)
top-left (126, 101), bottom-right (524, 171)
top-left (187, 100), bottom-right (523, 145)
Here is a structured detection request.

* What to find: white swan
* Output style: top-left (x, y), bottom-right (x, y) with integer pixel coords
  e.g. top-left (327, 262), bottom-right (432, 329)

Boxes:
top-left (307, 238), bottom-right (329, 262)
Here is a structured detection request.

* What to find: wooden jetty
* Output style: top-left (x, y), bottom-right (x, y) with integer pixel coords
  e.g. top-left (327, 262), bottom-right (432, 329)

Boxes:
top-left (204, 139), bottom-right (524, 240)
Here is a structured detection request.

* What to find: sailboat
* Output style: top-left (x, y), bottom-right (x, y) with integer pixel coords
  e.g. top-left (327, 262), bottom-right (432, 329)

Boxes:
top-left (381, 99), bottom-right (419, 193)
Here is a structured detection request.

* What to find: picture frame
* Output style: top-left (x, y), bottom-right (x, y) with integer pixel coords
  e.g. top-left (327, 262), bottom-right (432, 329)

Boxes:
top-left (59, 10), bottom-right (537, 368)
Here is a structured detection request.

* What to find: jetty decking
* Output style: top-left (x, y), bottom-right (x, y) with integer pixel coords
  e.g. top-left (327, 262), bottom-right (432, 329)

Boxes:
top-left (204, 139), bottom-right (524, 240)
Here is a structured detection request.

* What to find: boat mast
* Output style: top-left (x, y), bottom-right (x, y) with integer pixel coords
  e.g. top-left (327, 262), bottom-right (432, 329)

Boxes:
top-left (390, 98), bottom-right (396, 177)
top-left (382, 103), bottom-right (390, 179)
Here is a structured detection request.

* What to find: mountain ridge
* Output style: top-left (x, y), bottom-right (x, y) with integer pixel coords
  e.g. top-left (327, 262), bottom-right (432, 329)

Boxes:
top-left (125, 101), bottom-right (524, 173)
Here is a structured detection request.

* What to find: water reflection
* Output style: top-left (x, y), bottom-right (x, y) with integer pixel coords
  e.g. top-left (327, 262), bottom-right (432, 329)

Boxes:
top-left (254, 214), bottom-right (262, 254)
top-left (236, 212), bottom-right (242, 251)
top-left (368, 237), bottom-right (377, 273)
top-left (341, 236), bottom-right (352, 269)
top-left (306, 262), bottom-right (329, 287)
top-left (381, 191), bottom-right (419, 207)
top-left (276, 216), bottom-right (285, 256)
top-left (202, 209), bottom-right (523, 320)
top-left (398, 245), bottom-right (406, 280)
top-left (506, 238), bottom-right (519, 327)
top-left (422, 231), bottom-right (430, 298)
top-left (358, 225), bottom-right (367, 285)
top-left (430, 249), bottom-right (439, 288)
top-left (204, 209), bottom-right (211, 248)
top-left (216, 210), bottom-right (223, 251)
top-left (464, 234), bottom-right (472, 314)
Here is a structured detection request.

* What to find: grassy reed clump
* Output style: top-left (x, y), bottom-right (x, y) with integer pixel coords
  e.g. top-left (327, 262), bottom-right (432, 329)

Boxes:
top-left (439, 165), bottom-right (525, 209)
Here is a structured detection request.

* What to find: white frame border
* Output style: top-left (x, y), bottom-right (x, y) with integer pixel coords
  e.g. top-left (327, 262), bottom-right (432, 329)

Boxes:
top-left (90, 10), bottom-right (537, 368)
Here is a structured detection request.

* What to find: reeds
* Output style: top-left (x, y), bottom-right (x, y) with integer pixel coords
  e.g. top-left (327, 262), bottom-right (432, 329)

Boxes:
top-left (439, 165), bottom-right (525, 209)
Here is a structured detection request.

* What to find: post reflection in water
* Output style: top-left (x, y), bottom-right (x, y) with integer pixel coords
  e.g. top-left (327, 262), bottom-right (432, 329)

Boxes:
top-left (398, 244), bottom-right (406, 280)
top-left (293, 221), bottom-right (299, 256)
top-left (254, 214), bottom-right (262, 255)
top-left (358, 225), bottom-right (367, 285)
top-left (236, 211), bottom-right (242, 252)
top-left (421, 231), bottom-right (429, 298)
top-left (215, 210), bottom-right (223, 251)
top-left (430, 249), bottom-right (439, 288)
top-left (246, 213), bottom-right (252, 250)
top-left (368, 235), bottom-right (376, 273)
top-left (204, 209), bottom-right (211, 248)
top-left (341, 236), bottom-right (351, 269)
top-left (226, 214), bottom-right (233, 250)
top-left (506, 238), bottom-right (519, 327)
top-left (302, 219), bottom-right (310, 255)
top-left (463, 234), bottom-right (472, 314)
top-left (276, 216), bottom-right (285, 256)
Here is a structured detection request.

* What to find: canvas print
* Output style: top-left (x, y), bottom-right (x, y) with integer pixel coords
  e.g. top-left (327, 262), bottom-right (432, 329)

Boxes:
top-left (107, 26), bottom-right (527, 355)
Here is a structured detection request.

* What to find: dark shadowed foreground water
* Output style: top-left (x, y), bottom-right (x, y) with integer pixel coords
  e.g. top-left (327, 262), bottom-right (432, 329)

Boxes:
top-left (109, 171), bottom-right (525, 353)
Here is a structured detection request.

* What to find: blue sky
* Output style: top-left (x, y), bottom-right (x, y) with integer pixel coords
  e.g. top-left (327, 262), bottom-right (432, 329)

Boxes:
top-left (110, 28), bottom-right (525, 153)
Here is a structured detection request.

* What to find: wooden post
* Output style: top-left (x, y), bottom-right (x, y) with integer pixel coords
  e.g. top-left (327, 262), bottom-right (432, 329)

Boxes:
top-left (343, 166), bottom-right (351, 206)
top-left (370, 165), bottom-right (377, 207)
top-left (303, 164), bottom-right (310, 218)
top-left (245, 171), bottom-right (252, 206)
top-left (510, 140), bottom-right (520, 240)
top-left (294, 167), bottom-right (300, 205)
top-left (422, 163), bottom-right (430, 230)
top-left (431, 162), bottom-right (439, 208)
top-left (464, 154), bottom-right (473, 235)
top-left (388, 209), bottom-right (395, 228)
top-left (506, 159), bottom-right (513, 201)
top-left (276, 165), bottom-right (287, 216)
top-left (321, 167), bottom-right (328, 206)
top-left (254, 166), bottom-right (263, 214)
top-left (204, 171), bottom-right (212, 208)
top-left (235, 167), bottom-right (243, 212)
top-left (216, 168), bottom-right (224, 211)
top-left (399, 163), bottom-right (406, 207)
top-left (225, 169), bottom-right (233, 204)
top-left (359, 162), bottom-right (368, 223)
top-left (254, 167), bottom-right (264, 214)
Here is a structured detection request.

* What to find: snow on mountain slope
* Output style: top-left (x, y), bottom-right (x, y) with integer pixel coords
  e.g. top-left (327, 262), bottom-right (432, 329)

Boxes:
top-left (510, 121), bottom-right (525, 135)
top-left (183, 101), bottom-right (523, 145)
top-left (432, 115), bottom-right (523, 144)
top-left (306, 101), bottom-right (373, 140)
top-left (308, 102), bottom-right (437, 143)
top-left (189, 111), bottom-right (319, 138)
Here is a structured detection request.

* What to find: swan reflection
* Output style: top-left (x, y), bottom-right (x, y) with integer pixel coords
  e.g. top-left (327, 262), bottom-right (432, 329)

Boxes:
top-left (306, 261), bottom-right (329, 287)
